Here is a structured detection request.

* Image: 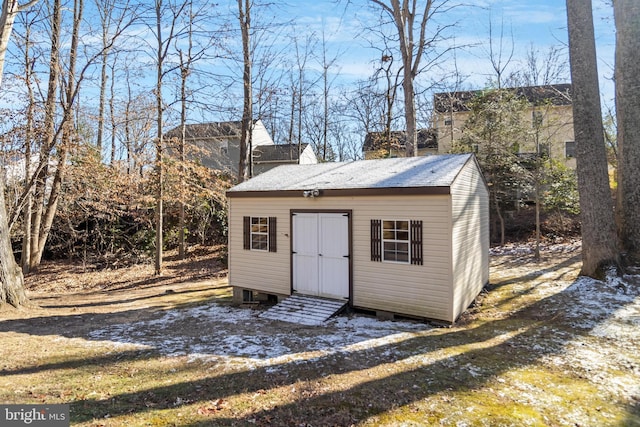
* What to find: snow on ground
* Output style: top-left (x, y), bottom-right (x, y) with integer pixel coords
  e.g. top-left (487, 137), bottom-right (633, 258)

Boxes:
top-left (539, 270), bottom-right (640, 402)
top-left (86, 243), bottom-right (640, 407)
top-left (88, 304), bottom-right (430, 371)
top-left (489, 239), bottom-right (582, 257)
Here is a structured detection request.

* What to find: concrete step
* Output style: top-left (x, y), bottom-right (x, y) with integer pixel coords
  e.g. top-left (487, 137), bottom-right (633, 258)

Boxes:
top-left (259, 294), bottom-right (347, 325)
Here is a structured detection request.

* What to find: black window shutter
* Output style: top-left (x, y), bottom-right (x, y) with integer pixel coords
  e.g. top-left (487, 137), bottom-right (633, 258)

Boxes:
top-left (371, 219), bottom-right (382, 262)
top-left (410, 220), bottom-right (423, 265)
top-left (268, 217), bottom-right (277, 252)
top-left (243, 216), bottom-right (250, 250)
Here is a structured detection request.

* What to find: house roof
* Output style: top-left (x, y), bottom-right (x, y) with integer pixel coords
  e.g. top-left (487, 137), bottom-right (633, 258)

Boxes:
top-left (227, 154), bottom-right (476, 197)
top-left (164, 121), bottom-right (244, 140)
top-left (433, 83), bottom-right (572, 113)
top-left (363, 128), bottom-right (438, 152)
top-left (253, 143), bottom-right (309, 163)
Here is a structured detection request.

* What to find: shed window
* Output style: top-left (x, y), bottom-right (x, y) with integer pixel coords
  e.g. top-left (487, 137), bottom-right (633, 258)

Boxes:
top-left (243, 216), bottom-right (276, 252)
top-left (371, 219), bottom-right (422, 265)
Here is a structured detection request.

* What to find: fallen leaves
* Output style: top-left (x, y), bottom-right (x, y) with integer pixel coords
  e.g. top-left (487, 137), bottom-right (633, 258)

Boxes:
top-left (197, 399), bottom-right (227, 415)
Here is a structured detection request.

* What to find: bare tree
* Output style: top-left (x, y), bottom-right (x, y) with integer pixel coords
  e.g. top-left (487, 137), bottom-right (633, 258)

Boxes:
top-left (0, 0), bottom-right (38, 89)
top-left (35, 0), bottom-right (84, 270)
top-left (486, 15), bottom-right (514, 89)
top-left (94, 0), bottom-right (133, 156)
top-left (147, 0), bottom-right (190, 274)
top-left (613, 0), bottom-right (640, 263)
top-left (283, 31), bottom-right (316, 163)
top-left (566, 0), bottom-right (619, 276)
top-left (374, 51), bottom-right (401, 157)
top-left (370, 0), bottom-right (452, 156)
top-left (0, 0), bottom-right (39, 307)
top-left (28, 0), bottom-right (61, 270)
top-left (520, 43), bottom-right (569, 87)
top-left (13, 0), bottom-right (133, 270)
top-left (317, 25), bottom-right (341, 161)
top-left (174, 1), bottom-right (211, 258)
top-left (13, 5), bottom-right (42, 274)
top-left (237, 0), bottom-right (252, 181)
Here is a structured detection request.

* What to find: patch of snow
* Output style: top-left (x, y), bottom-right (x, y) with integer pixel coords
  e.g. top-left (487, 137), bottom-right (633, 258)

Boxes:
top-left (489, 239), bottom-right (582, 257)
top-left (84, 255), bottom-right (640, 409)
top-left (539, 272), bottom-right (640, 401)
top-left (88, 303), bottom-right (432, 371)
top-left (560, 275), bottom-right (638, 329)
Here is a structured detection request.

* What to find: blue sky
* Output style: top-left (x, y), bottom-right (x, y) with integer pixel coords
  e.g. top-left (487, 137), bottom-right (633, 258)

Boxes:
top-left (0, 0), bottom-right (617, 141)
top-left (273, 0), bottom-right (616, 106)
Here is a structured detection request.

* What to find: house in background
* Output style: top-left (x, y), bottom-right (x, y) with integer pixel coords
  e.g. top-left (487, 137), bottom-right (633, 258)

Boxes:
top-left (164, 119), bottom-right (317, 176)
top-left (432, 84), bottom-right (575, 167)
top-left (226, 154), bottom-right (489, 324)
top-left (252, 143), bottom-right (317, 175)
top-left (362, 128), bottom-right (438, 159)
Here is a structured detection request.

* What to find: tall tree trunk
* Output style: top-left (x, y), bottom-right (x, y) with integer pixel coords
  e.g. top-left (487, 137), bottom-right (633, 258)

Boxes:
top-left (177, 2), bottom-right (194, 260)
top-left (372, 0), bottom-right (434, 157)
top-left (124, 69), bottom-right (133, 174)
top-left (178, 97), bottom-right (186, 259)
top-left (21, 16), bottom-right (34, 274)
top-left (154, 0), bottom-right (164, 275)
top-left (401, 65), bottom-right (417, 156)
top-left (0, 177), bottom-right (26, 307)
top-left (534, 178), bottom-right (541, 261)
top-left (566, 0), bottom-right (619, 277)
top-left (237, 0), bottom-right (252, 182)
top-left (32, 0), bottom-right (81, 267)
top-left (97, 49), bottom-right (108, 152)
top-left (288, 86), bottom-right (295, 152)
top-left (614, 0), bottom-right (640, 263)
top-left (29, 0), bottom-right (60, 270)
top-left (380, 54), bottom-right (397, 157)
top-left (0, 0), bottom-right (38, 306)
top-left (109, 60), bottom-right (116, 165)
top-left (178, 61), bottom-right (188, 259)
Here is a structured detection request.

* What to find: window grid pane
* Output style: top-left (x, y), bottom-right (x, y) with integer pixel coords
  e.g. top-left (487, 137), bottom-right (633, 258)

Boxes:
top-left (382, 220), bottom-right (410, 264)
top-left (250, 217), bottom-right (269, 251)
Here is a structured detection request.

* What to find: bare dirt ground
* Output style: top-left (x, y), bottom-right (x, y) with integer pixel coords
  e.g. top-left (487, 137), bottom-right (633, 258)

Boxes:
top-left (1, 242), bottom-right (639, 426)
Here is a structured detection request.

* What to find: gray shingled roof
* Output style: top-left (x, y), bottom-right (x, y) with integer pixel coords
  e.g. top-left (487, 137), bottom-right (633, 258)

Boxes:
top-left (253, 143), bottom-right (308, 162)
top-left (164, 121), bottom-right (243, 140)
top-left (362, 129), bottom-right (437, 151)
top-left (433, 84), bottom-right (572, 113)
top-left (227, 154), bottom-right (474, 193)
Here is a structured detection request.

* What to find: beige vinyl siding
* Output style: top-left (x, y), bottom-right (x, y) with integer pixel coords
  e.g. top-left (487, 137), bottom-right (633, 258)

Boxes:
top-left (229, 194), bottom-right (454, 321)
top-left (351, 195), bottom-right (452, 320)
top-left (450, 158), bottom-right (490, 321)
top-left (228, 199), bottom-right (291, 295)
top-left (317, 195), bottom-right (452, 319)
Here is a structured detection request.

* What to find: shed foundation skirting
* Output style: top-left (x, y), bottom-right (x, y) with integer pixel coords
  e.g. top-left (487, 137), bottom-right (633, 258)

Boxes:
top-left (232, 287), bottom-right (287, 305)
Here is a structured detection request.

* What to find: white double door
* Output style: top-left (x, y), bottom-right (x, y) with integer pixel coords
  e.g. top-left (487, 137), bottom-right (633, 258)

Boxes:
top-left (292, 212), bottom-right (349, 300)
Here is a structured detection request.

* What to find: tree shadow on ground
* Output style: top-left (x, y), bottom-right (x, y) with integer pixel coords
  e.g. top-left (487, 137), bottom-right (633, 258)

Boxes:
top-left (0, 283), bottom-right (229, 340)
top-left (38, 285), bottom-right (225, 310)
top-left (64, 271), bottom-right (639, 425)
top-left (2, 253), bottom-right (637, 425)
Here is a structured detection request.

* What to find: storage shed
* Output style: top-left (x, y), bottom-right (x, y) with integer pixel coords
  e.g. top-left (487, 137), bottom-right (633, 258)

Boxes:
top-left (226, 154), bottom-right (489, 323)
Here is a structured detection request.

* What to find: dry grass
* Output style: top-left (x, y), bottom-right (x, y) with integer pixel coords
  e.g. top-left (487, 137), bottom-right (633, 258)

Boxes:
top-left (0, 245), bottom-right (639, 426)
